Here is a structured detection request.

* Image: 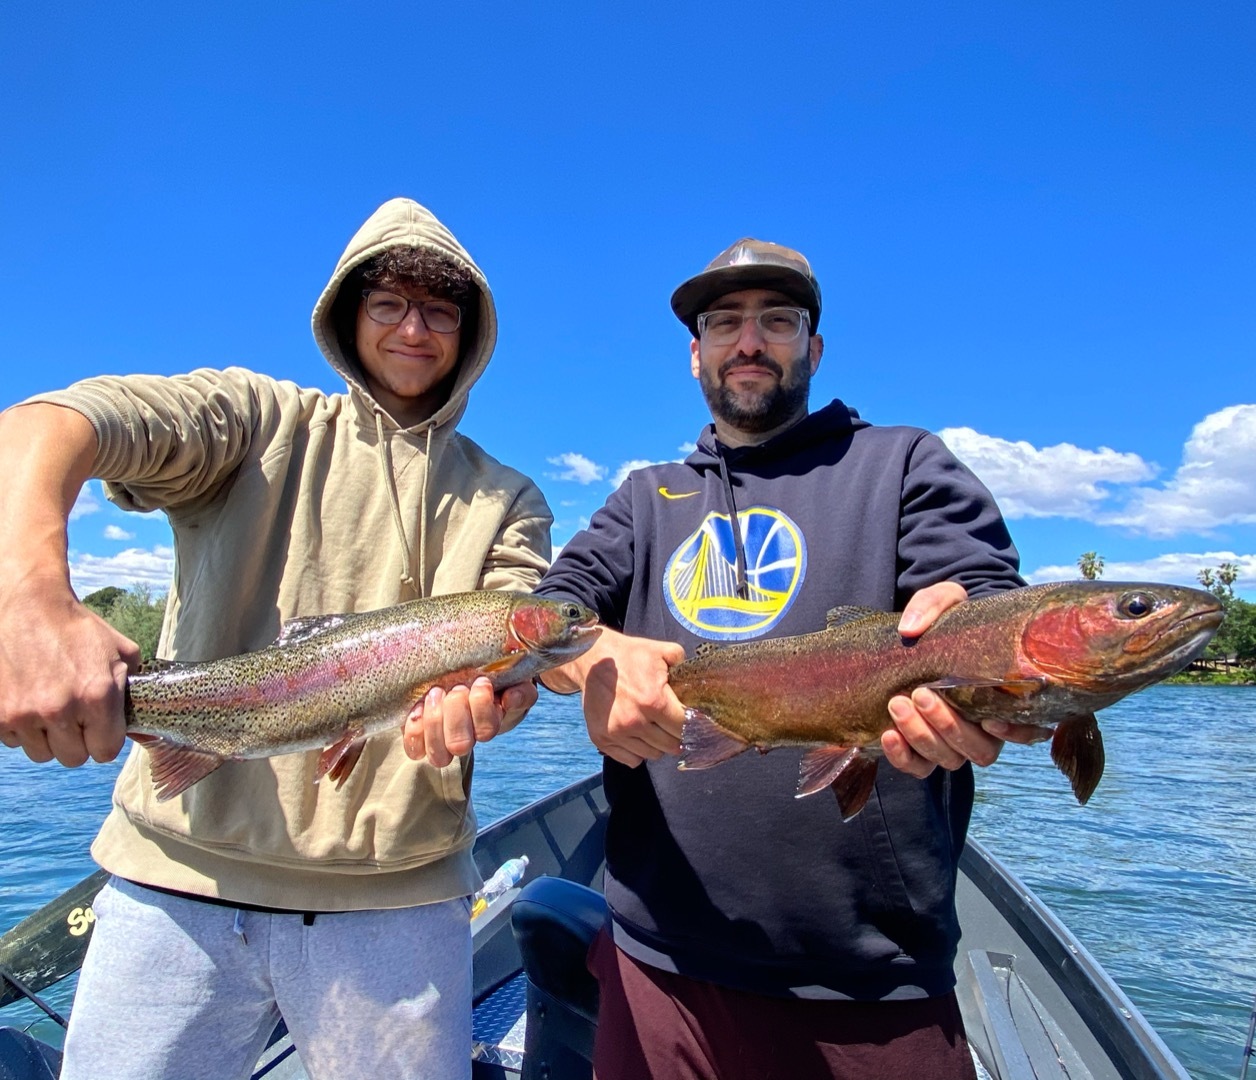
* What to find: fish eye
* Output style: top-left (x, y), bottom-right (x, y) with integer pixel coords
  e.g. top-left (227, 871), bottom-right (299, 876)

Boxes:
top-left (562, 603), bottom-right (583, 619)
top-left (1118, 592), bottom-right (1155, 618)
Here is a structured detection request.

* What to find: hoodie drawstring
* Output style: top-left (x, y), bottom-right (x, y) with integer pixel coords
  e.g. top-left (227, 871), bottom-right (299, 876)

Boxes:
top-left (717, 450), bottom-right (749, 600)
top-left (374, 409), bottom-right (422, 595)
top-left (419, 425), bottom-right (432, 596)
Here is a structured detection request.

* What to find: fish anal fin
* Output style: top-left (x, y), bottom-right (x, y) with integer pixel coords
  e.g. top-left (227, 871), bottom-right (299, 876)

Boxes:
top-left (131, 734), bottom-right (225, 801)
top-left (825, 606), bottom-right (883, 630)
top-left (678, 708), bottom-right (750, 770)
top-left (797, 745), bottom-right (880, 821)
top-left (927, 676), bottom-right (1047, 721)
top-left (1050, 714), bottom-right (1105, 805)
top-left (316, 728), bottom-right (367, 789)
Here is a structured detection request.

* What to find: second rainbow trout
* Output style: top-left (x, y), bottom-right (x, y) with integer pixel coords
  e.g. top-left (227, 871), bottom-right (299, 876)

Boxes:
top-left (670, 581), bottom-right (1222, 820)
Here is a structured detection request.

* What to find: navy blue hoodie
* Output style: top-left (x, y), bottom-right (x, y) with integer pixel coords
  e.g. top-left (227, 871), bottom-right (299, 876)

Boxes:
top-left (537, 399), bottom-right (1023, 1000)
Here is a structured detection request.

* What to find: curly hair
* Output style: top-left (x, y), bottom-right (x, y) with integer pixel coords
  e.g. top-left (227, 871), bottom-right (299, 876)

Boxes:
top-left (330, 247), bottom-right (480, 360)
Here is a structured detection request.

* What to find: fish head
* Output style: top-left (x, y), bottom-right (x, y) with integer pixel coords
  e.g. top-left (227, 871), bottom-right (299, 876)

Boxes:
top-left (1020, 582), bottom-right (1225, 693)
top-left (507, 597), bottom-right (602, 663)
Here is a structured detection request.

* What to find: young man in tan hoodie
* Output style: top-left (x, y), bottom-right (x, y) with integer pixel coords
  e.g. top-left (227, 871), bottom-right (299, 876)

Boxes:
top-left (0, 198), bottom-right (552, 1079)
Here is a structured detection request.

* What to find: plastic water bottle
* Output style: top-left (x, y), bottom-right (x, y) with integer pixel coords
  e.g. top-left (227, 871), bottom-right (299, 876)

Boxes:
top-left (470, 855), bottom-right (529, 918)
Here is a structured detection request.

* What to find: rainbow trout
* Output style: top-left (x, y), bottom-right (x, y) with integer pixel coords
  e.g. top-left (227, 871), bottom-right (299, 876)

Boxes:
top-left (126, 591), bottom-right (600, 800)
top-left (671, 582), bottom-right (1223, 820)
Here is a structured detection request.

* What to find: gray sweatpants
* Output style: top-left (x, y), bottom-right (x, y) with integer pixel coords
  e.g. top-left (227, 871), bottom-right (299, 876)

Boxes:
top-left (60, 877), bottom-right (473, 1080)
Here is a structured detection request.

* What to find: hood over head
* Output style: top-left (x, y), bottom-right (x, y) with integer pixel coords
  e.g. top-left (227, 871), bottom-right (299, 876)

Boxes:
top-left (311, 198), bottom-right (497, 430)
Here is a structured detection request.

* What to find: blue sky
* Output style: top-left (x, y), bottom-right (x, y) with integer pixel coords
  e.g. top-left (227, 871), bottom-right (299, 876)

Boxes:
top-left (2, 1), bottom-right (1253, 599)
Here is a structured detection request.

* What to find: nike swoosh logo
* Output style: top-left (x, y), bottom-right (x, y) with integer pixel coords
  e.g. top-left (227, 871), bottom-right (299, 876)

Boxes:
top-left (658, 487), bottom-right (699, 500)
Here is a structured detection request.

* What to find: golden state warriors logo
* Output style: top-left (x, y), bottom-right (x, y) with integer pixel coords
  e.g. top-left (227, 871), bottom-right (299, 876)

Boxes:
top-left (665, 507), bottom-right (806, 640)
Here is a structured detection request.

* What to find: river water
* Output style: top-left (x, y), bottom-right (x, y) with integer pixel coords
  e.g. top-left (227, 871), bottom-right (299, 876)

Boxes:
top-left (1, 685), bottom-right (1252, 1079)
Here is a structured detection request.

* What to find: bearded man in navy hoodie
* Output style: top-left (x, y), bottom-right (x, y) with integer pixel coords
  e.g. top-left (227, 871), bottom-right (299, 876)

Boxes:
top-left (529, 240), bottom-right (1035, 1079)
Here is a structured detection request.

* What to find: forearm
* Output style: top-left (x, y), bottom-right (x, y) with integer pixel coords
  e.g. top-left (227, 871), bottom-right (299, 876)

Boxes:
top-left (0, 404), bottom-right (99, 588)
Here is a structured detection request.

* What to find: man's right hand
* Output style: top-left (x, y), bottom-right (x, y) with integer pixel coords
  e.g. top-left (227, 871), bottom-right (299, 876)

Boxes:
top-left (0, 574), bottom-right (139, 767)
top-left (542, 628), bottom-right (687, 768)
top-left (0, 403), bottom-right (137, 767)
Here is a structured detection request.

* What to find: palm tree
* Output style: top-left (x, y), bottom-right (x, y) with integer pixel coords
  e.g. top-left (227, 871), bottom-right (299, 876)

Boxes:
top-left (1077, 552), bottom-right (1104, 581)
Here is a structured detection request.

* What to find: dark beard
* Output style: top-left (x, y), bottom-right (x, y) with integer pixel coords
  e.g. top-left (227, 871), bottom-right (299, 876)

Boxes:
top-left (699, 352), bottom-right (811, 434)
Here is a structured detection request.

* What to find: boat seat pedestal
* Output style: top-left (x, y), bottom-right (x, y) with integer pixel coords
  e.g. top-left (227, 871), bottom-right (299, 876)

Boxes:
top-left (511, 877), bottom-right (607, 1080)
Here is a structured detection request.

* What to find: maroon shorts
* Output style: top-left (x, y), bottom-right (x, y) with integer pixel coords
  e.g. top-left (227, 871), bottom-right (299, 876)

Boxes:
top-left (587, 928), bottom-right (977, 1080)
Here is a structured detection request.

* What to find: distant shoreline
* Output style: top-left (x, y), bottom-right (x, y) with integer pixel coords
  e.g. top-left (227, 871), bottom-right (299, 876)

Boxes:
top-left (1165, 669), bottom-right (1256, 686)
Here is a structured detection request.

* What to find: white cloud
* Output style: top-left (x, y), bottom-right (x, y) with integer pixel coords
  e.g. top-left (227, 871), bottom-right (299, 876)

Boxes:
top-left (1025, 551), bottom-right (1256, 592)
top-left (103, 525), bottom-right (134, 541)
top-left (678, 442), bottom-right (697, 454)
top-left (1098, 405), bottom-right (1256, 536)
top-left (69, 484), bottom-right (103, 521)
top-left (69, 545), bottom-right (175, 596)
top-left (546, 453), bottom-right (607, 485)
top-left (939, 427), bottom-right (1156, 519)
top-left (610, 459), bottom-right (671, 489)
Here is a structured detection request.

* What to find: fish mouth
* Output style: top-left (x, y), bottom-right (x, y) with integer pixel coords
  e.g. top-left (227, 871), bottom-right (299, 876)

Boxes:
top-left (1138, 611), bottom-right (1224, 675)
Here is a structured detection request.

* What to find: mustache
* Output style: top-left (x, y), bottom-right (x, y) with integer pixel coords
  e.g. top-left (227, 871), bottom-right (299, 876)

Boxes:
top-left (718, 354), bottom-right (784, 380)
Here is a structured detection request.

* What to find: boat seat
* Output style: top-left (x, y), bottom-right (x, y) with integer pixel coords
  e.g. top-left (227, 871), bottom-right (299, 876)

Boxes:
top-left (0, 1028), bottom-right (61, 1080)
top-left (511, 877), bottom-right (607, 1080)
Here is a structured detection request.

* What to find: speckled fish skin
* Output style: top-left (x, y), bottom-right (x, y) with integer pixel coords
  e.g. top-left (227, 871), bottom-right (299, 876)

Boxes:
top-left (125, 591), bottom-right (600, 800)
top-left (671, 581), bottom-right (1223, 818)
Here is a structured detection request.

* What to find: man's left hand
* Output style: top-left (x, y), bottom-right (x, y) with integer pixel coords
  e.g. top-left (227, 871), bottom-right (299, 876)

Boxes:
top-left (882, 582), bottom-right (1042, 778)
top-left (401, 677), bottom-right (538, 767)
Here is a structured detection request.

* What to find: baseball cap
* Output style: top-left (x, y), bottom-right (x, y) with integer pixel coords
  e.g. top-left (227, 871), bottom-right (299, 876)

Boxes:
top-left (670, 238), bottom-right (821, 336)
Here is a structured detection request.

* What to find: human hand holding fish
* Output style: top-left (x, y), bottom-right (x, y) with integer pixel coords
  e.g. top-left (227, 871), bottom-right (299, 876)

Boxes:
top-left (881, 581), bottom-right (1057, 777)
top-left (539, 627), bottom-right (686, 768)
top-left (0, 405), bottom-right (140, 769)
top-left (0, 568), bottom-right (138, 768)
top-left (401, 675), bottom-right (539, 767)
top-left (883, 581), bottom-right (1006, 778)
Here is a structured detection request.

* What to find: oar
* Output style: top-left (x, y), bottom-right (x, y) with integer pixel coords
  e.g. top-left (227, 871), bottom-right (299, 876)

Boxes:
top-left (0, 962), bottom-right (67, 1028)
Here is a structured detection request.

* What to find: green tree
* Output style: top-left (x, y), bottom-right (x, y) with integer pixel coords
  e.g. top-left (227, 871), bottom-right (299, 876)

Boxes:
top-left (1077, 552), bottom-right (1104, 580)
top-left (1196, 562), bottom-right (1254, 669)
top-left (96, 585), bottom-right (168, 662)
top-left (81, 585), bottom-right (127, 616)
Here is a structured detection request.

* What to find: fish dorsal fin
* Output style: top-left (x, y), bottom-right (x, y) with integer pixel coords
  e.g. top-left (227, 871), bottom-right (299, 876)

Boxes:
top-left (825, 606), bottom-right (882, 630)
top-left (274, 612), bottom-right (359, 647)
top-left (137, 658), bottom-right (183, 675)
top-left (693, 642), bottom-right (723, 660)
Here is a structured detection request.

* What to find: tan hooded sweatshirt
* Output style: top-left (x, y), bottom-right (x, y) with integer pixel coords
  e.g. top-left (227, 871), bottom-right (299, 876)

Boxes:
top-left (25, 198), bottom-right (553, 910)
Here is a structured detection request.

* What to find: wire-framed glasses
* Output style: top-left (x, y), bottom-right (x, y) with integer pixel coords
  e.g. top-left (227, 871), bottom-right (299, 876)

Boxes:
top-left (361, 290), bottom-right (462, 333)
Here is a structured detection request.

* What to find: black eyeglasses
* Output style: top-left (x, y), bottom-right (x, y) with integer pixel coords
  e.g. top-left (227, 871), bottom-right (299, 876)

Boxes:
top-left (361, 290), bottom-right (462, 333)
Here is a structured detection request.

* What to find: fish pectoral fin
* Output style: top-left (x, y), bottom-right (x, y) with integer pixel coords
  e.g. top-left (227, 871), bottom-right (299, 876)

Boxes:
top-left (926, 677), bottom-right (1048, 720)
top-left (481, 653), bottom-right (526, 674)
top-left (797, 746), bottom-right (880, 821)
top-left (1050, 714), bottom-right (1105, 805)
top-left (131, 734), bottom-right (225, 802)
top-left (678, 708), bottom-right (749, 770)
top-left (316, 728), bottom-right (368, 789)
